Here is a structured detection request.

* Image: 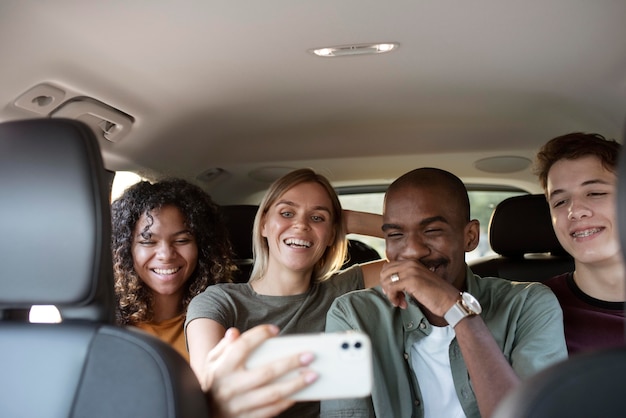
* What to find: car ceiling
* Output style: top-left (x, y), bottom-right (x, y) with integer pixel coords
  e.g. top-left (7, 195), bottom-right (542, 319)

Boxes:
top-left (1, 1), bottom-right (625, 204)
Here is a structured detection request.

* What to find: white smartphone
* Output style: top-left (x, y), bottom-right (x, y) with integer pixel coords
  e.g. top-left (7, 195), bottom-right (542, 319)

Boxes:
top-left (246, 331), bottom-right (373, 401)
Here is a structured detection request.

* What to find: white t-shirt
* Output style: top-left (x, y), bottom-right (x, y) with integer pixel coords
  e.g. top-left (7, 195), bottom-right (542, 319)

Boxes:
top-left (411, 325), bottom-right (466, 418)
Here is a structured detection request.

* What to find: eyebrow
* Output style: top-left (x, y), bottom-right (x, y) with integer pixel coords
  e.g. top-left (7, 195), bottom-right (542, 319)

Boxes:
top-left (549, 179), bottom-right (613, 200)
top-left (138, 229), bottom-right (193, 240)
top-left (275, 199), bottom-right (332, 214)
top-left (382, 215), bottom-right (448, 231)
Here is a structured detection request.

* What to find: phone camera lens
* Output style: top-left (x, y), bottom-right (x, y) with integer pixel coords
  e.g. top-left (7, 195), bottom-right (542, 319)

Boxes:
top-left (354, 341), bottom-right (362, 349)
top-left (341, 342), bottom-right (349, 350)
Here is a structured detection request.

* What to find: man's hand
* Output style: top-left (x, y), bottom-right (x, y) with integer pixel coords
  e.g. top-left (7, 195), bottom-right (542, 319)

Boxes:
top-left (380, 260), bottom-right (459, 318)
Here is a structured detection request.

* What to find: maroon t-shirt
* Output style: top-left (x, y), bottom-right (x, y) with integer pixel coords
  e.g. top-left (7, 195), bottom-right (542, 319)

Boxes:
top-left (544, 272), bottom-right (625, 356)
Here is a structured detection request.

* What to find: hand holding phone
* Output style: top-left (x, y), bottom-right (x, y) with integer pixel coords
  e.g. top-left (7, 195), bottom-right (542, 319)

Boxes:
top-left (246, 331), bottom-right (373, 401)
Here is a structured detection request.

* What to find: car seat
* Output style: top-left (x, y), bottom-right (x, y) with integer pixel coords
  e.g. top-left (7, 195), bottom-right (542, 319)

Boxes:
top-left (221, 204), bottom-right (258, 282)
top-left (0, 119), bottom-right (208, 418)
top-left (469, 194), bottom-right (574, 281)
top-left (221, 205), bottom-right (381, 283)
top-left (491, 137), bottom-right (626, 418)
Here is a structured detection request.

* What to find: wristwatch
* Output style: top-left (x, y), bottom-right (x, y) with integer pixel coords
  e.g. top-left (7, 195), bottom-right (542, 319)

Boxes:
top-left (444, 292), bottom-right (482, 328)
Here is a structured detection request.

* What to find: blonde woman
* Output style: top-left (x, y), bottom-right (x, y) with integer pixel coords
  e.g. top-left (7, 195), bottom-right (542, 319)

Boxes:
top-left (186, 168), bottom-right (382, 418)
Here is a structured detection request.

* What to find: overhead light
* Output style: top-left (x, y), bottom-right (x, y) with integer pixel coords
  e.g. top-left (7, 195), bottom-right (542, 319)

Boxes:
top-left (310, 42), bottom-right (399, 57)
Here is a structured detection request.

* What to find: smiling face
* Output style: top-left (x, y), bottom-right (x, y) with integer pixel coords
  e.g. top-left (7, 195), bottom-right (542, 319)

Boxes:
top-left (261, 181), bottom-right (336, 277)
top-left (383, 183), bottom-right (479, 289)
top-left (131, 205), bottom-right (198, 300)
top-left (547, 155), bottom-right (620, 266)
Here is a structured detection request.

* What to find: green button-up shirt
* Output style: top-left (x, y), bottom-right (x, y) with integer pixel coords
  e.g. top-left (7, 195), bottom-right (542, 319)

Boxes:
top-left (321, 267), bottom-right (567, 418)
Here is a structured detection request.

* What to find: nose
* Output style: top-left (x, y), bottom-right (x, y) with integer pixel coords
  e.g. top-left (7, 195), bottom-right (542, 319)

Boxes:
top-left (156, 242), bottom-right (176, 260)
top-left (567, 197), bottom-right (592, 221)
top-left (291, 213), bottom-right (311, 230)
top-left (396, 233), bottom-right (431, 261)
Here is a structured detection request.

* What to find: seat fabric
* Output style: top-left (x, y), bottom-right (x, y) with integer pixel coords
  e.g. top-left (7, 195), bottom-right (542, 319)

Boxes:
top-left (469, 194), bottom-right (573, 282)
top-left (0, 119), bottom-right (208, 418)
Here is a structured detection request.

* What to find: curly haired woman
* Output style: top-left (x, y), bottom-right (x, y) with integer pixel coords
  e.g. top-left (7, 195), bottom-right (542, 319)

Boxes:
top-left (111, 178), bottom-right (235, 361)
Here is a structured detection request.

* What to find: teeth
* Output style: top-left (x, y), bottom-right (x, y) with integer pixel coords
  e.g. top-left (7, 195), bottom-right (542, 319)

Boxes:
top-left (284, 238), bottom-right (312, 248)
top-left (153, 268), bottom-right (180, 275)
top-left (571, 228), bottom-right (601, 238)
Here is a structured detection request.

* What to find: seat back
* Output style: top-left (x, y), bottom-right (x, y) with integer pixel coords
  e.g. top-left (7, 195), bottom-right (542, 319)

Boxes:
top-left (469, 194), bottom-right (574, 281)
top-left (221, 204), bottom-right (258, 282)
top-left (0, 119), bottom-right (208, 418)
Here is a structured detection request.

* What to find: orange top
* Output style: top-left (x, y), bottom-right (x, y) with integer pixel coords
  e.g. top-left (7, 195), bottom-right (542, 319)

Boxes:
top-left (135, 314), bottom-right (188, 362)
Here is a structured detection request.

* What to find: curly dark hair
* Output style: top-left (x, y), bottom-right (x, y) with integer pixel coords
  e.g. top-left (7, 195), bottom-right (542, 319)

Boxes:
top-left (111, 178), bottom-right (235, 325)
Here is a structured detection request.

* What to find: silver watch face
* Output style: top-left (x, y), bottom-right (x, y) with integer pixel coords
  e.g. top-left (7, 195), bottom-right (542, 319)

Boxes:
top-left (461, 292), bottom-right (482, 314)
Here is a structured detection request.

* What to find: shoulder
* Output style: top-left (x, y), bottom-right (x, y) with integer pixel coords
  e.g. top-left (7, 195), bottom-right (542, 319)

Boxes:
top-left (333, 264), bottom-right (364, 280)
top-left (330, 286), bottom-right (391, 311)
top-left (472, 274), bottom-right (560, 309)
top-left (189, 282), bottom-right (252, 304)
top-left (543, 272), bottom-right (571, 291)
top-left (320, 264), bottom-right (365, 291)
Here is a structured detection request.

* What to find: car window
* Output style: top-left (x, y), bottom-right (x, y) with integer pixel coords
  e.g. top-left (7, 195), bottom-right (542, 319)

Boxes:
top-left (111, 171), bottom-right (143, 201)
top-left (112, 172), bottom-right (526, 261)
top-left (338, 187), bottom-right (527, 261)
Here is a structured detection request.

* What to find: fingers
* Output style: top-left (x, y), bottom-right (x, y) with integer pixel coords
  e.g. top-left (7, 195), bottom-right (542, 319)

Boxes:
top-left (381, 260), bottom-right (459, 315)
top-left (380, 262), bottom-right (410, 308)
top-left (208, 324), bottom-right (279, 371)
top-left (208, 325), bottom-right (319, 418)
top-left (214, 371), bottom-right (316, 417)
top-left (205, 327), bottom-right (241, 363)
top-left (213, 358), bottom-right (317, 416)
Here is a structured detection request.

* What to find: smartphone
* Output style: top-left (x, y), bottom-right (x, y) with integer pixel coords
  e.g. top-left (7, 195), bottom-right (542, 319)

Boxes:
top-left (246, 331), bottom-right (373, 401)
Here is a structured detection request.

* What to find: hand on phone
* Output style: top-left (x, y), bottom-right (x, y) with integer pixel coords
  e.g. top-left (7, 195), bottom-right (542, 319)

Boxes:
top-left (246, 331), bottom-right (373, 401)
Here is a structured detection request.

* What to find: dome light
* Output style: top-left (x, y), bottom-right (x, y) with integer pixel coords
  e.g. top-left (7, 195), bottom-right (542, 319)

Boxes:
top-left (310, 43), bottom-right (399, 57)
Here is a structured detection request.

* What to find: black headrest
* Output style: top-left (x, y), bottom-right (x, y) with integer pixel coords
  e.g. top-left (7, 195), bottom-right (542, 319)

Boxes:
top-left (489, 194), bottom-right (567, 258)
top-left (221, 204), bottom-right (258, 260)
top-left (0, 119), bottom-right (114, 322)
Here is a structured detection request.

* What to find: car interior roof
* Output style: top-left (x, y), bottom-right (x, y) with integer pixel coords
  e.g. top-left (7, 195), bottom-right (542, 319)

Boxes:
top-left (1, 1), bottom-right (625, 204)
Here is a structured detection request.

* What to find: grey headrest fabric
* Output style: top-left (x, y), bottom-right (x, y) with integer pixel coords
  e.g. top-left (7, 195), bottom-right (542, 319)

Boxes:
top-left (489, 194), bottom-right (567, 257)
top-left (0, 119), bottom-right (113, 321)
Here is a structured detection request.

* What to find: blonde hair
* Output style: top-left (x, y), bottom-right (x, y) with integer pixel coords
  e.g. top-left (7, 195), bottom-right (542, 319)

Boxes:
top-left (249, 168), bottom-right (347, 283)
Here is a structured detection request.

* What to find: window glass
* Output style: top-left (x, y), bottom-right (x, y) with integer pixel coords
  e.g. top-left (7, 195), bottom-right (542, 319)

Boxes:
top-left (29, 305), bottom-right (61, 323)
top-left (338, 188), bottom-right (526, 262)
top-left (111, 171), bottom-right (143, 201)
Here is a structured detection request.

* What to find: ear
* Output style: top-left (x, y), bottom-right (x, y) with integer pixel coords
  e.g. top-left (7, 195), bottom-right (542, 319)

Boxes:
top-left (327, 224), bottom-right (336, 247)
top-left (464, 219), bottom-right (480, 252)
top-left (260, 215), bottom-right (269, 238)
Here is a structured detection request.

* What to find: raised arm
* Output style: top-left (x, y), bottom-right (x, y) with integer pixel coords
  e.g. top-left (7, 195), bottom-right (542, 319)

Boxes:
top-left (187, 317), bottom-right (228, 382)
top-left (343, 209), bottom-right (383, 237)
top-left (187, 323), bottom-right (318, 418)
top-left (380, 261), bottom-right (520, 418)
top-left (342, 209), bottom-right (385, 288)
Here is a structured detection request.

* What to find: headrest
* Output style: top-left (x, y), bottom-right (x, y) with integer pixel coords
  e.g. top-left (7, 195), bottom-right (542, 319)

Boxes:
top-left (0, 119), bottom-right (114, 322)
top-left (221, 205), bottom-right (258, 260)
top-left (489, 194), bottom-right (567, 258)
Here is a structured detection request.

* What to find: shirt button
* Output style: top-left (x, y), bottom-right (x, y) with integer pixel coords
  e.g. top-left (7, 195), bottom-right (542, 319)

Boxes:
top-left (414, 399), bottom-right (421, 406)
top-left (419, 322), bottom-right (427, 329)
top-left (404, 353), bottom-right (409, 360)
top-left (406, 321), bottom-right (414, 329)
